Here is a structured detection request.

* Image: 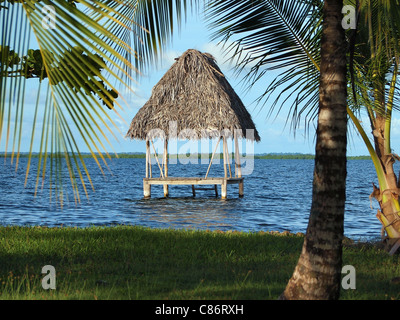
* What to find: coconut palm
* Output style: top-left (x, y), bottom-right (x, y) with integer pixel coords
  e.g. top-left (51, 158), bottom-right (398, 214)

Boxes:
top-left (281, 0), bottom-right (348, 300)
top-left (206, 0), bottom-right (348, 300)
top-left (207, 0), bottom-right (400, 298)
top-left (0, 0), bottom-right (190, 203)
top-left (348, 0), bottom-right (400, 254)
top-left (208, 0), bottom-right (400, 255)
top-left (321, 0), bottom-right (400, 253)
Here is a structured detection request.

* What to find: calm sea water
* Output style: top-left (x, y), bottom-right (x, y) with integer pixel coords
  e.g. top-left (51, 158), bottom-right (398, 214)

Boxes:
top-left (0, 157), bottom-right (386, 241)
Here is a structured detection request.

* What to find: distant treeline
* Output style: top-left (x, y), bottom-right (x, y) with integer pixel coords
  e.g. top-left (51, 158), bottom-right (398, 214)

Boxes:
top-left (0, 152), bottom-right (372, 160)
top-left (255, 153), bottom-right (371, 160)
top-left (255, 154), bottom-right (371, 160)
top-left (255, 153), bottom-right (315, 159)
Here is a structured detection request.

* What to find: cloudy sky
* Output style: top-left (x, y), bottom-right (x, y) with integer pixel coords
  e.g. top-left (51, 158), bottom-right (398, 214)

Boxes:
top-left (1, 9), bottom-right (385, 157)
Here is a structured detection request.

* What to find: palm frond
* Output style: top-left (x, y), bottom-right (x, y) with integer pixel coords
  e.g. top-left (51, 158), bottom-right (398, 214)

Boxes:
top-left (127, 0), bottom-right (196, 74)
top-left (1, 0), bottom-right (190, 204)
top-left (205, 0), bottom-right (323, 133)
top-left (347, 0), bottom-right (400, 115)
top-left (0, 0), bottom-right (180, 202)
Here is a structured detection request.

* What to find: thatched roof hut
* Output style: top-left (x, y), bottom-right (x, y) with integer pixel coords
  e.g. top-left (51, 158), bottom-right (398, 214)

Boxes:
top-left (125, 49), bottom-right (260, 142)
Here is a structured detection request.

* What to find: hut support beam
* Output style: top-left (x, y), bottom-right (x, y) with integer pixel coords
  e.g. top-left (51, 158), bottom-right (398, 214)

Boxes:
top-left (221, 179), bottom-right (227, 199)
top-left (225, 137), bottom-right (232, 178)
top-left (234, 132), bottom-right (243, 197)
top-left (205, 137), bottom-right (221, 179)
top-left (143, 179), bottom-right (151, 198)
top-left (163, 139), bottom-right (169, 197)
top-left (192, 185), bottom-right (196, 197)
top-left (238, 178), bottom-right (244, 197)
top-left (222, 136), bottom-right (228, 178)
top-left (144, 140), bottom-right (151, 198)
top-left (146, 139), bottom-right (149, 178)
top-left (150, 140), bottom-right (164, 178)
top-left (149, 141), bottom-right (152, 178)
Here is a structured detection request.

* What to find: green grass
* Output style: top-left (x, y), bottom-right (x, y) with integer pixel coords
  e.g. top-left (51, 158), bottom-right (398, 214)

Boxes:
top-left (0, 225), bottom-right (399, 300)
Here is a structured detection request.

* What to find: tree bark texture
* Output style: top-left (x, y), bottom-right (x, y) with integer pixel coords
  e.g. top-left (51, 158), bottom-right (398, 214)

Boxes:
top-left (280, 0), bottom-right (348, 300)
top-left (370, 115), bottom-right (400, 241)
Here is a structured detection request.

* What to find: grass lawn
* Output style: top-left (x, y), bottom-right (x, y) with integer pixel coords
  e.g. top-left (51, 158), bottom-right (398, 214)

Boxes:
top-left (0, 225), bottom-right (399, 300)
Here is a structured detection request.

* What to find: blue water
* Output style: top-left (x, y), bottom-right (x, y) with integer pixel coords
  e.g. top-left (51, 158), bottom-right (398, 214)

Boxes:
top-left (0, 158), bottom-right (385, 241)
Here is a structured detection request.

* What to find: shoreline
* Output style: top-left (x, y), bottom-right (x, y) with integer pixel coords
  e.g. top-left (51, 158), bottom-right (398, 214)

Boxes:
top-left (0, 152), bottom-right (371, 160)
top-left (0, 223), bottom-right (383, 244)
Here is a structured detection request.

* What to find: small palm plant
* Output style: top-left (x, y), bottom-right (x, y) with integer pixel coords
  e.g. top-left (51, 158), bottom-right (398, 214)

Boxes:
top-left (347, 0), bottom-right (400, 253)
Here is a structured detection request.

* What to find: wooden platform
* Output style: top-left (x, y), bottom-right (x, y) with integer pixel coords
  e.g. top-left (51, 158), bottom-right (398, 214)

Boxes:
top-left (143, 177), bottom-right (244, 199)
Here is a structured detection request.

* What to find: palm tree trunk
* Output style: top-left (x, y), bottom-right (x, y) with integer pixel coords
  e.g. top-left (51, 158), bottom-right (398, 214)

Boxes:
top-left (369, 114), bottom-right (400, 247)
top-left (280, 0), bottom-right (347, 300)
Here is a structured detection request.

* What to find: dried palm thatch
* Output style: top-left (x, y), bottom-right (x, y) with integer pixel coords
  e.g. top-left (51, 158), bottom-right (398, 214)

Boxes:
top-left (125, 49), bottom-right (260, 141)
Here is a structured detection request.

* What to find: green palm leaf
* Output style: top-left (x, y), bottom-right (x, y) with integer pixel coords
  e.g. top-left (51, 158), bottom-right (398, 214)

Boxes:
top-left (0, 0), bottom-right (192, 204)
top-left (205, 0), bottom-right (323, 132)
top-left (122, 0), bottom-right (194, 74)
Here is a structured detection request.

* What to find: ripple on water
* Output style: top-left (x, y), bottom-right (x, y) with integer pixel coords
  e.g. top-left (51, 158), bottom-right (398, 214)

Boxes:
top-left (0, 158), bottom-right (384, 240)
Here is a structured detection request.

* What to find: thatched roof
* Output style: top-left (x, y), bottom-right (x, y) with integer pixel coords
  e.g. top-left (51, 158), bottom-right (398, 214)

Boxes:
top-left (125, 49), bottom-right (260, 141)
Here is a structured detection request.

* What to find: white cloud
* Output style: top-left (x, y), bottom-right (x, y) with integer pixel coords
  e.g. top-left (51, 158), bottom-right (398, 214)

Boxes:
top-left (200, 42), bottom-right (235, 71)
top-left (201, 40), bottom-right (268, 72)
top-left (160, 49), bottom-right (183, 69)
top-left (390, 117), bottom-right (400, 135)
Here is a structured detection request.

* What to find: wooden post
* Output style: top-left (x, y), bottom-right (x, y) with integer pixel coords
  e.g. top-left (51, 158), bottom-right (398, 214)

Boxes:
top-left (239, 179), bottom-right (244, 197)
top-left (146, 139), bottom-right (152, 178)
top-left (144, 140), bottom-right (151, 198)
top-left (192, 185), bottom-right (196, 197)
top-left (214, 185), bottom-right (218, 197)
top-left (234, 131), bottom-right (243, 197)
top-left (163, 138), bottom-right (169, 197)
top-left (225, 137), bottom-right (232, 178)
top-left (222, 136), bottom-right (228, 178)
top-left (146, 139), bottom-right (149, 178)
top-left (205, 137), bottom-right (221, 179)
top-left (149, 148), bottom-right (152, 178)
top-left (221, 179), bottom-right (227, 199)
top-left (150, 140), bottom-right (164, 178)
top-left (143, 179), bottom-right (151, 198)
top-left (234, 131), bottom-right (242, 178)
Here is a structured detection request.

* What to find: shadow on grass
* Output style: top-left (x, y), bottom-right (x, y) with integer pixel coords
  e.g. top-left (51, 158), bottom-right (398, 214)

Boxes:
top-left (0, 226), bottom-right (302, 300)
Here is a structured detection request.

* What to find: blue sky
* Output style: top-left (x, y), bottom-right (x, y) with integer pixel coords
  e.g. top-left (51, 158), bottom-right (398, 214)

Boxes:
top-left (1, 9), bottom-right (383, 157)
top-left (115, 13), bottom-right (372, 156)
